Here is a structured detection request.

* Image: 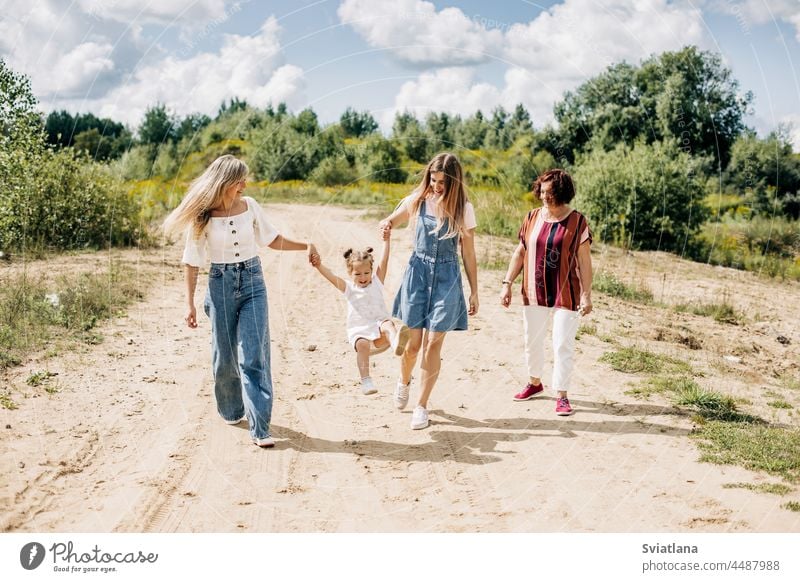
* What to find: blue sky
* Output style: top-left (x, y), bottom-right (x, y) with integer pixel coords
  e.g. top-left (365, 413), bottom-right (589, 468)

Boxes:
top-left (2, 0), bottom-right (798, 145)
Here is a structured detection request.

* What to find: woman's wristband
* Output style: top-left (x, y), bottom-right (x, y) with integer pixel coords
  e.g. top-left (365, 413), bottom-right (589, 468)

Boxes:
top-left (502, 280), bottom-right (512, 286)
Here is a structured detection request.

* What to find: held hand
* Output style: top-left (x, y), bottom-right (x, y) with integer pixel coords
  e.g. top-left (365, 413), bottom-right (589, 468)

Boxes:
top-left (468, 292), bottom-right (479, 316)
top-left (578, 296), bottom-right (593, 316)
top-left (500, 285), bottom-right (512, 308)
top-left (310, 253), bottom-right (321, 268)
top-left (307, 242), bottom-right (319, 265)
top-left (379, 219), bottom-right (392, 239)
top-left (185, 306), bottom-right (197, 329)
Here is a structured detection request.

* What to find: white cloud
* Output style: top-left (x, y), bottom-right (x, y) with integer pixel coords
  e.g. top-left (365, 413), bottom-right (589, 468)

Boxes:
top-left (389, 0), bottom-right (708, 127)
top-left (501, 0), bottom-right (707, 124)
top-left (77, 0), bottom-right (229, 26)
top-left (338, 0), bottom-right (503, 66)
top-left (0, 1), bottom-right (143, 100)
top-left (390, 68), bottom-right (502, 124)
top-left (780, 114), bottom-right (800, 152)
top-left (90, 17), bottom-right (306, 126)
top-left (722, 0), bottom-right (800, 40)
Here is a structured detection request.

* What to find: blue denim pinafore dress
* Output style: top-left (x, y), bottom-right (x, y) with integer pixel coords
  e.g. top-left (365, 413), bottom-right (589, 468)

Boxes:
top-left (392, 200), bottom-right (468, 331)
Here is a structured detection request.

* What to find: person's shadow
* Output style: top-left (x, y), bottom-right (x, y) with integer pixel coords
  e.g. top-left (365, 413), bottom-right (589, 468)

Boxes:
top-left (268, 397), bottom-right (688, 464)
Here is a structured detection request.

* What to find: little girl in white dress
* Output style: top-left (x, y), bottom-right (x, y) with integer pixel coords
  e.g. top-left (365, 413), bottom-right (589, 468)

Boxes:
top-left (311, 235), bottom-right (409, 395)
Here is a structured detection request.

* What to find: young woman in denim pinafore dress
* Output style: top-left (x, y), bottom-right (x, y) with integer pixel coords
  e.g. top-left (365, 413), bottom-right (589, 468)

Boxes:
top-left (379, 153), bottom-right (479, 430)
top-left (164, 155), bottom-right (319, 448)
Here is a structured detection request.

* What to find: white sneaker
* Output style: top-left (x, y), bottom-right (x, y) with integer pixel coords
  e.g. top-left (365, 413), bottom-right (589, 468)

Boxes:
top-left (393, 378), bottom-right (411, 410)
top-left (410, 406), bottom-right (429, 430)
top-left (224, 416), bottom-right (245, 425)
top-left (253, 436), bottom-right (275, 448)
top-left (391, 324), bottom-right (410, 356)
top-left (361, 377), bottom-right (377, 395)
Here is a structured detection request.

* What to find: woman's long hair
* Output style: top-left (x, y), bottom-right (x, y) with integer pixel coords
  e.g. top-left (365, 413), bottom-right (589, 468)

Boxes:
top-left (406, 152), bottom-right (468, 239)
top-left (163, 155), bottom-right (249, 238)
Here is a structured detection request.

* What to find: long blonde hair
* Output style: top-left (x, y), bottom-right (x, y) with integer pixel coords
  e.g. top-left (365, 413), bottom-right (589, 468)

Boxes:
top-left (163, 155), bottom-right (249, 238)
top-left (407, 152), bottom-right (468, 239)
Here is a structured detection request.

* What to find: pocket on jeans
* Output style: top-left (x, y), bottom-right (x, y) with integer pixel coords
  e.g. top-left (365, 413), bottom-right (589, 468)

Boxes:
top-left (209, 267), bottom-right (223, 278)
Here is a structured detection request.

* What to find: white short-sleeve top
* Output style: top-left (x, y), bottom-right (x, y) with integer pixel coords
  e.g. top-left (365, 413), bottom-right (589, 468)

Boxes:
top-left (181, 196), bottom-right (279, 266)
top-left (400, 192), bottom-right (477, 230)
top-left (343, 278), bottom-right (391, 345)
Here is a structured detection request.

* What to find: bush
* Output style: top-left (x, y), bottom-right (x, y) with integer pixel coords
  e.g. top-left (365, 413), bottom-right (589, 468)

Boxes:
top-left (359, 135), bottom-right (407, 183)
top-left (0, 149), bottom-right (142, 251)
top-left (573, 140), bottom-right (709, 253)
top-left (310, 156), bottom-right (358, 186)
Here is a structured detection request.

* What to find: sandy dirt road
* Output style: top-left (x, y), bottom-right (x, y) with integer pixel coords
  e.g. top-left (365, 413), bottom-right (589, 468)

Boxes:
top-left (2, 203), bottom-right (798, 532)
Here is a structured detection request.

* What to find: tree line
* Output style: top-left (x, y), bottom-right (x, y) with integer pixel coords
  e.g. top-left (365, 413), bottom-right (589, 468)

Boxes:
top-left (2, 46), bottom-right (798, 276)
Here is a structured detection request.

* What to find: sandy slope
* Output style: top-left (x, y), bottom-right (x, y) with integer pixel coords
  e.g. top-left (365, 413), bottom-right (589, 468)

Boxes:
top-left (1, 203), bottom-right (798, 532)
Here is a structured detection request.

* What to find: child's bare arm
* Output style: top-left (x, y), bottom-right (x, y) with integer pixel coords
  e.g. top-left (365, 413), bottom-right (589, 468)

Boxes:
top-left (314, 259), bottom-right (347, 293)
top-left (376, 235), bottom-right (390, 283)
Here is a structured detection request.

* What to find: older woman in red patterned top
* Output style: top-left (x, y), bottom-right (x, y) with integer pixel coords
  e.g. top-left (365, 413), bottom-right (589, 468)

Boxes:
top-left (500, 169), bottom-right (593, 416)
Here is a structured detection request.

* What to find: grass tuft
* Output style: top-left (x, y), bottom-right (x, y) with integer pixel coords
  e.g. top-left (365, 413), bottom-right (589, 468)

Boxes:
top-left (692, 421), bottom-right (800, 483)
top-left (600, 346), bottom-right (693, 375)
top-left (594, 271), bottom-right (653, 303)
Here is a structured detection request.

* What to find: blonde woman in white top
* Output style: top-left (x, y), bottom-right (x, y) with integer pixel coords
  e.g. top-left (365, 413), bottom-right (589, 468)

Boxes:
top-left (164, 155), bottom-right (318, 448)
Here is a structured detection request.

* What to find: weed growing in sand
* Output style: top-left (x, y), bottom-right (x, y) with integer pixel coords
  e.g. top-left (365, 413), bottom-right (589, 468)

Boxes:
top-left (0, 391), bottom-right (17, 410)
top-left (722, 482), bottom-right (793, 495)
top-left (767, 399), bottom-right (793, 410)
top-left (0, 262), bottom-right (146, 370)
top-left (692, 421), bottom-right (800, 483)
top-left (576, 323), bottom-right (597, 340)
top-left (782, 501), bottom-right (800, 511)
top-left (779, 374), bottom-right (800, 392)
top-left (673, 300), bottom-right (743, 325)
top-left (673, 383), bottom-right (751, 421)
top-left (26, 370), bottom-right (57, 387)
top-left (600, 346), bottom-right (694, 375)
top-left (626, 375), bottom-right (699, 399)
top-left (594, 271), bottom-right (653, 303)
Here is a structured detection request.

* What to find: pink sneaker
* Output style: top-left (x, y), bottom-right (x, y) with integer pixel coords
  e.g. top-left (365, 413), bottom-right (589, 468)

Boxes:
top-left (556, 397), bottom-right (573, 416)
top-left (513, 383), bottom-right (544, 401)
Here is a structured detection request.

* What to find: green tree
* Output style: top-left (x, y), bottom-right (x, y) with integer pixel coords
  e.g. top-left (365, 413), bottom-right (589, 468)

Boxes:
top-left (291, 108), bottom-right (320, 136)
top-left (360, 135), bottom-right (406, 183)
top-left (457, 110), bottom-right (489, 150)
top-left (486, 106), bottom-right (512, 150)
top-left (175, 113), bottom-right (211, 142)
top-left (554, 46), bottom-right (751, 167)
top-left (573, 139), bottom-right (709, 253)
top-left (725, 130), bottom-right (800, 219)
top-left (340, 107), bottom-right (378, 138)
top-left (138, 104), bottom-right (177, 146)
top-left (0, 58), bottom-right (43, 152)
top-left (425, 112), bottom-right (454, 150)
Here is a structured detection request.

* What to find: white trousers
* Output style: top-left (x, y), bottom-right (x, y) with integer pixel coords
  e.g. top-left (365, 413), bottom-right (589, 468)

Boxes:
top-left (523, 304), bottom-right (581, 392)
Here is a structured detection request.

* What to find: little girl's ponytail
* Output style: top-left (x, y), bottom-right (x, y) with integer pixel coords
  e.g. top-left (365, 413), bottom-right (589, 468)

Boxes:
top-left (344, 247), bottom-right (375, 273)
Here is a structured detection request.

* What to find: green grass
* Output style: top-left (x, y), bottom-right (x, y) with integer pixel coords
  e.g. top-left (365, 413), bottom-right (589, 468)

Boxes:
top-left (0, 392), bottom-right (17, 410)
top-left (782, 501), bottom-right (800, 512)
top-left (0, 263), bottom-right (146, 370)
top-left (722, 482), bottom-right (793, 495)
top-left (593, 271), bottom-right (653, 303)
top-left (673, 300), bottom-right (743, 325)
top-left (576, 323), bottom-right (597, 340)
top-left (691, 421), bottom-right (800, 483)
top-left (599, 346), bottom-right (694, 375)
top-left (673, 383), bottom-right (752, 421)
top-left (26, 370), bottom-right (57, 387)
top-left (767, 400), bottom-right (793, 410)
top-left (626, 375), bottom-right (698, 399)
top-left (779, 374), bottom-right (800, 392)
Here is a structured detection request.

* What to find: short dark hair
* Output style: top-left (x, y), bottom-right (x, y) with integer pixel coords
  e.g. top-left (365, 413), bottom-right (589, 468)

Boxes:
top-left (532, 169), bottom-right (575, 205)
